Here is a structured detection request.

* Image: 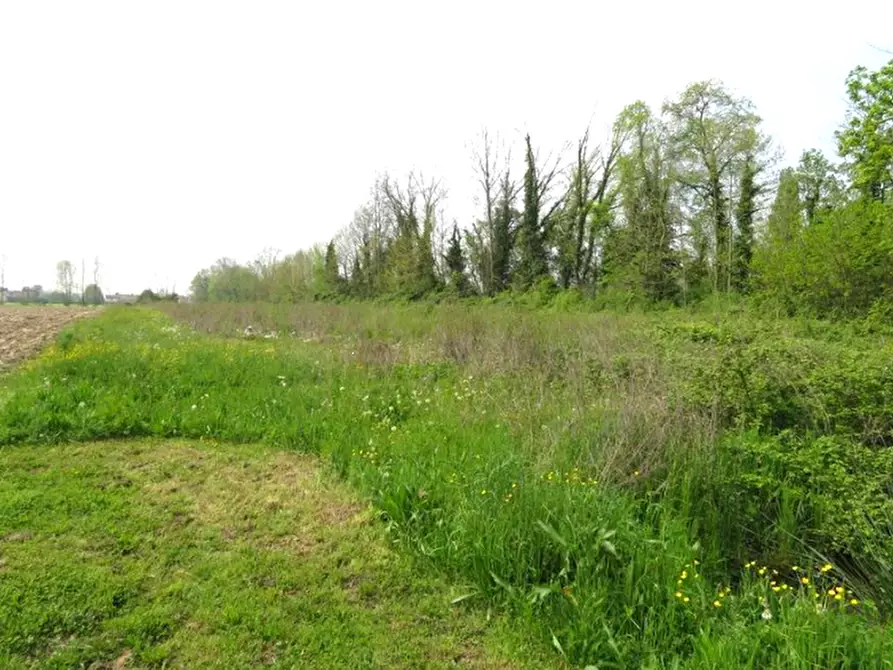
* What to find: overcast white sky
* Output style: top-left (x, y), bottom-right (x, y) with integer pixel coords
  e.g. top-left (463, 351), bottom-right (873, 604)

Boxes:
top-left (1, 2), bottom-right (891, 294)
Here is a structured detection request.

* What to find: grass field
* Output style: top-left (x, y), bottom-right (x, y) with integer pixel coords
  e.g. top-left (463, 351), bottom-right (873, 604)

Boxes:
top-left (3, 303), bottom-right (893, 667)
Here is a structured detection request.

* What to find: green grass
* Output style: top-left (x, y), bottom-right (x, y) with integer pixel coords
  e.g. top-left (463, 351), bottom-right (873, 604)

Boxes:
top-left (3, 304), bottom-right (893, 667)
top-left (0, 439), bottom-right (548, 669)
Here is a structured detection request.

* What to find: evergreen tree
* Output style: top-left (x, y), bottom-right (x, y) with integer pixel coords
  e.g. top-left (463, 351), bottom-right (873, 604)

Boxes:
top-left (606, 102), bottom-right (679, 303)
top-left (752, 169), bottom-right (803, 310)
top-left (444, 224), bottom-right (470, 295)
top-left (732, 157), bottom-right (759, 292)
top-left (491, 172), bottom-right (517, 292)
top-left (767, 169), bottom-right (803, 243)
top-left (515, 134), bottom-right (555, 290)
top-left (323, 241), bottom-right (342, 295)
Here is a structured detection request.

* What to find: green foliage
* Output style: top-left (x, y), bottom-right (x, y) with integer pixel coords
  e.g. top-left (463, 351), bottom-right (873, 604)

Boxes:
top-left (837, 58), bottom-right (893, 201)
top-left (0, 440), bottom-right (543, 668)
top-left (444, 224), bottom-right (470, 296)
top-left (5, 305), bottom-right (893, 666)
top-left (797, 148), bottom-right (845, 225)
top-left (606, 101), bottom-right (679, 303)
top-left (664, 81), bottom-right (768, 294)
top-left (755, 199), bottom-right (893, 317)
top-left (732, 158), bottom-right (759, 293)
top-left (82, 284), bottom-right (104, 305)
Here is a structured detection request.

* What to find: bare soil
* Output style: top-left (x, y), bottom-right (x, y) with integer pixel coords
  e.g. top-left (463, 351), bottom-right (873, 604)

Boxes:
top-left (0, 306), bottom-right (96, 370)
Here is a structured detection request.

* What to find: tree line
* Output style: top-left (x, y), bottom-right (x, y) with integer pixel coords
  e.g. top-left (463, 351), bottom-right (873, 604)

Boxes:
top-left (190, 59), bottom-right (893, 318)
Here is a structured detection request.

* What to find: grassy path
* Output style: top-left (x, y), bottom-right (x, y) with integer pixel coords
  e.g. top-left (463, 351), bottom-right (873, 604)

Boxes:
top-left (0, 439), bottom-right (552, 669)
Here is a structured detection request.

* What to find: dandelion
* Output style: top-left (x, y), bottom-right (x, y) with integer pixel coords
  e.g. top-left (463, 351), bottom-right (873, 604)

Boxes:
top-left (800, 577), bottom-right (810, 585)
top-left (835, 586), bottom-right (845, 594)
top-left (713, 600), bottom-right (722, 608)
top-left (828, 589), bottom-right (837, 596)
top-left (745, 561), bottom-right (757, 569)
top-left (772, 586), bottom-right (781, 593)
top-left (683, 596), bottom-right (690, 603)
top-left (850, 598), bottom-right (859, 606)
top-left (821, 563), bottom-right (833, 573)
top-left (758, 567), bottom-right (767, 576)
top-left (835, 594), bottom-right (844, 601)
top-left (680, 570), bottom-right (688, 580)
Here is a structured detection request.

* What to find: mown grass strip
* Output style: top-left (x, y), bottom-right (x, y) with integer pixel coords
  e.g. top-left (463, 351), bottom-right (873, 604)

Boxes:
top-left (0, 439), bottom-right (548, 669)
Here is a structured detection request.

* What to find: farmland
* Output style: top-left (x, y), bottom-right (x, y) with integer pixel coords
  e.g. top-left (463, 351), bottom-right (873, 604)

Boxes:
top-left (0, 305), bottom-right (97, 372)
top-left (3, 303), bottom-right (893, 667)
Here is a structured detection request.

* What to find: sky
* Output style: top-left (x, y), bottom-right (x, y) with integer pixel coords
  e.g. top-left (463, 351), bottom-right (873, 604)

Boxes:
top-left (1, 1), bottom-right (892, 295)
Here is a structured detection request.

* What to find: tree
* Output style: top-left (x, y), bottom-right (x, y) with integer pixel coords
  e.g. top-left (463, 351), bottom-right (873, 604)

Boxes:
top-left (796, 149), bottom-right (839, 225)
top-left (732, 156), bottom-right (759, 292)
top-left (752, 169), bottom-right (803, 310)
top-left (138, 289), bottom-right (160, 303)
top-left (665, 81), bottom-right (769, 293)
top-left (604, 102), bottom-right (679, 304)
top-left (190, 269), bottom-right (211, 302)
top-left (56, 260), bottom-right (75, 303)
top-left (837, 58), bottom-right (893, 201)
top-left (766, 169), bottom-right (803, 243)
top-left (554, 125), bottom-right (623, 290)
top-left (444, 224), bottom-right (470, 295)
top-left (515, 134), bottom-right (563, 290)
top-left (205, 258), bottom-right (262, 302)
top-left (83, 284), bottom-right (105, 304)
top-left (380, 173), bottom-right (443, 298)
top-left (468, 131), bottom-right (519, 295)
top-left (322, 241), bottom-right (342, 296)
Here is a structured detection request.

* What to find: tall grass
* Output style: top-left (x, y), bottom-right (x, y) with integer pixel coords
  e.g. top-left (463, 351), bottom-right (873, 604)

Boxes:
top-left (3, 305), bottom-right (893, 666)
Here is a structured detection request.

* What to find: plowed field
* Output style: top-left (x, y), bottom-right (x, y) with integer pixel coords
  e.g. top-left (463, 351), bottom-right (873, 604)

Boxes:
top-left (0, 306), bottom-right (96, 370)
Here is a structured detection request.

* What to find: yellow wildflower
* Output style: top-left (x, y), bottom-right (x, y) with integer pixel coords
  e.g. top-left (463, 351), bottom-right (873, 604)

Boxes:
top-left (821, 563), bottom-right (833, 573)
top-left (850, 598), bottom-right (859, 606)
top-left (713, 600), bottom-right (722, 608)
top-left (801, 577), bottom-right (810, 585)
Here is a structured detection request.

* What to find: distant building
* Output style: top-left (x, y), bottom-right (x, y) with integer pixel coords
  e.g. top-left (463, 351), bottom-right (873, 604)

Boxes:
top-left (105, 293), bottom-right (139, 304)
top-left (4, 289), bottom-right (28, 302)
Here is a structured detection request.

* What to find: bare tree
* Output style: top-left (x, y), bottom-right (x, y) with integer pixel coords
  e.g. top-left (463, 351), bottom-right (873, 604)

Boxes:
top-left (56, 260), bottom-right (75, 303)
top-left (468, 130), bottom-right (519, 294)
